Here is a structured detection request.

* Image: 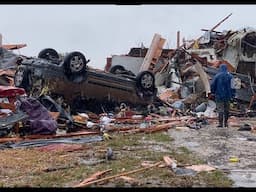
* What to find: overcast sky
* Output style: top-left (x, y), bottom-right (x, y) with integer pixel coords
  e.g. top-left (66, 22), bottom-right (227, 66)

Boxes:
top-left (1, 5), bottom-right (256, 69)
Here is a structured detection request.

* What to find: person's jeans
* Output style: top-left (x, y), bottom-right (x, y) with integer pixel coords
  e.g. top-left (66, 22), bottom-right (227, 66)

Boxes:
top-left (216, 101), bottom-right (230, 127)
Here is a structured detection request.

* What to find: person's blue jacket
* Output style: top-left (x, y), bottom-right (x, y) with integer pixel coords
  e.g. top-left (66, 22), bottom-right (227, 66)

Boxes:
top-left (210, 64), bottom-right (236, 102)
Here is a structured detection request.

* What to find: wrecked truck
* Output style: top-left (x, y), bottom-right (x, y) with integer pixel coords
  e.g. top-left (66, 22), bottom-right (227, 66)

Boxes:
top-left (14, 48), bottom-right (157, 113)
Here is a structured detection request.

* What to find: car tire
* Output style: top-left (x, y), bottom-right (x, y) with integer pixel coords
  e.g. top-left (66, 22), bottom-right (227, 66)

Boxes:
top-left (136, 71), bottom-right (155, 91)
top-left (14, 67), bottom-right (31, 89)
top-left (38, 48), bottom-right (60, 61)
top-left (63, 51), bottom-right (87, 83)
top-left (109, 65), bottom-right (126, 74)
top-left (64, 51), bottom-right (87, 74)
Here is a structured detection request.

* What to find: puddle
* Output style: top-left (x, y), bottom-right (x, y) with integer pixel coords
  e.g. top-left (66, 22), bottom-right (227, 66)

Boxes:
top-left (229, 170), bottom-right (256, 187)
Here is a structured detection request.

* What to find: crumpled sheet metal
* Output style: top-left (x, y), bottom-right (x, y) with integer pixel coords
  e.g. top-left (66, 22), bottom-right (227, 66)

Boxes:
top-left (0, 110), bottom-right (28, 129)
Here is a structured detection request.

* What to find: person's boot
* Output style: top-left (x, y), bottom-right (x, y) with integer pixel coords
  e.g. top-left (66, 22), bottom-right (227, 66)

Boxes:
top-left (224, 113), bottom-right (229, 128)
top-left (217, 113), bottom-right (224, 128)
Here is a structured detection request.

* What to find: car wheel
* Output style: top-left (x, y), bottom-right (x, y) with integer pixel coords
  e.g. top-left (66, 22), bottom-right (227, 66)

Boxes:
top-left (38, 48), bottom-right (60, 61)
top-left (14, 67), bottom-right (30, 89)
top-left (109, 65), bottom-right (126, 74)
top-left (64, 51), bottom-right (87, 75)
top-left (136, 71), bottom-right (155, 91)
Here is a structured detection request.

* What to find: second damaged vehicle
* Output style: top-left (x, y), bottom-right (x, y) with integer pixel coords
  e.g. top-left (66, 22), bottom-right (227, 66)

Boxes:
top-left (14, 48), bottom-right (156, 113)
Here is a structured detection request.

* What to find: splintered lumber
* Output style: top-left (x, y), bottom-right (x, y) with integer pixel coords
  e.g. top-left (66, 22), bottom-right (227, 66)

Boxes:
top-left (114, 118), bottom-right (144, 124)
top-left (0, 130), bottom-right (99, 144)
top-left (163, 156), bottom-right (174, 167)
top-left (26, 130), bottom-right (99, 140)
top-left (74, 161), bottom-right (162, 188)
top-left (144, 121), bottom-right (183, 133)
top-left (74, 169), bottom-right (112, 187)
top-left (119, 121), bottom-right (183, 134)
top-left (140, 34), bottom-right (166, 72)
top-left (119, 128), bottom-right (142, 134)
top-left (107, 125), bottom-right (139, 132)
top-left (119, 176), bottom-right (140, 185)
top-left (149, 113), bottom-right (162, 118)
top-left (151, 116), bottom-right (196, 122)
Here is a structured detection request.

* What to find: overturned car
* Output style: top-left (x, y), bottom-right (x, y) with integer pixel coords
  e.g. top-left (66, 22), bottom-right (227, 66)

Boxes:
top-left (14, 48), bottom-right (157, 113)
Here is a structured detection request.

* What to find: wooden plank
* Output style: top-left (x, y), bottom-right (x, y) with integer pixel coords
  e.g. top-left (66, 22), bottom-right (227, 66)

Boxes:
top-left (163, 156), bottom-right (177, 168)
top-left (144, 121), bottom-right (181, 133)
top-left (0, 130), bottom-right (99, 143)
top-left (140, 34), bottom-right (166, 72)
top-left (73, 161), bottom-right (162, 187)
top-left (74, 169), bottom-right (112, 187)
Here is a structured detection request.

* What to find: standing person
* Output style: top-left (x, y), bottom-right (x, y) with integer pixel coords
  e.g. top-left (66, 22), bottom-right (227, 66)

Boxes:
top-left (210, 64), bottom-right (236, 128)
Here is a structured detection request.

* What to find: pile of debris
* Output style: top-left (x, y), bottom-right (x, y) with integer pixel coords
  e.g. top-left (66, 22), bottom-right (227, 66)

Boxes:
top-left (1, 15), bottom-right (256, 148)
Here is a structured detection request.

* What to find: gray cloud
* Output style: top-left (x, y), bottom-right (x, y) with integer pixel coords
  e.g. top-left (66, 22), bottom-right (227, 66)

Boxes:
top-left (0, 5), bottom-right (255, 68)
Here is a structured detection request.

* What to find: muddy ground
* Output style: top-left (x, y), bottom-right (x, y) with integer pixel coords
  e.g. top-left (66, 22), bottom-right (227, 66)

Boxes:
top-left (169, 118), bottom-right (256, 187)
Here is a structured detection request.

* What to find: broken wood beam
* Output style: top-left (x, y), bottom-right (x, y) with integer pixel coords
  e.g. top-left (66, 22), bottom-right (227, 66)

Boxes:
top-left (74, 169), bottom-right (112, 187)
top-left (210, 13), bottom-right (232, 32)
top-left (119, 121), bottom-right (184, 134)
top-left (144, 121), bottom-right (184, 133)
top-left (73, 161), bottom-right (162, 187)
top-left (0, 130), bottom-right (99, 144)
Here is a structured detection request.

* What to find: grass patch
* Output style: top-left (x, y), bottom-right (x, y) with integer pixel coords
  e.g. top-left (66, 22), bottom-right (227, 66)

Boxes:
top-left (178, 146), bottom-right (191, 154)
top-left (106, 134), bottom-right (141, 148)
top-left (0, 132), bottom-right (232, 187)
top-left (142, 132), bottom-right (174, 143)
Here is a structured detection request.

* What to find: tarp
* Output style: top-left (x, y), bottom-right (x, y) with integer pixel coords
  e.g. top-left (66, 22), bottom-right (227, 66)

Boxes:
top-left (19, 97), bottom-right (57, 135)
